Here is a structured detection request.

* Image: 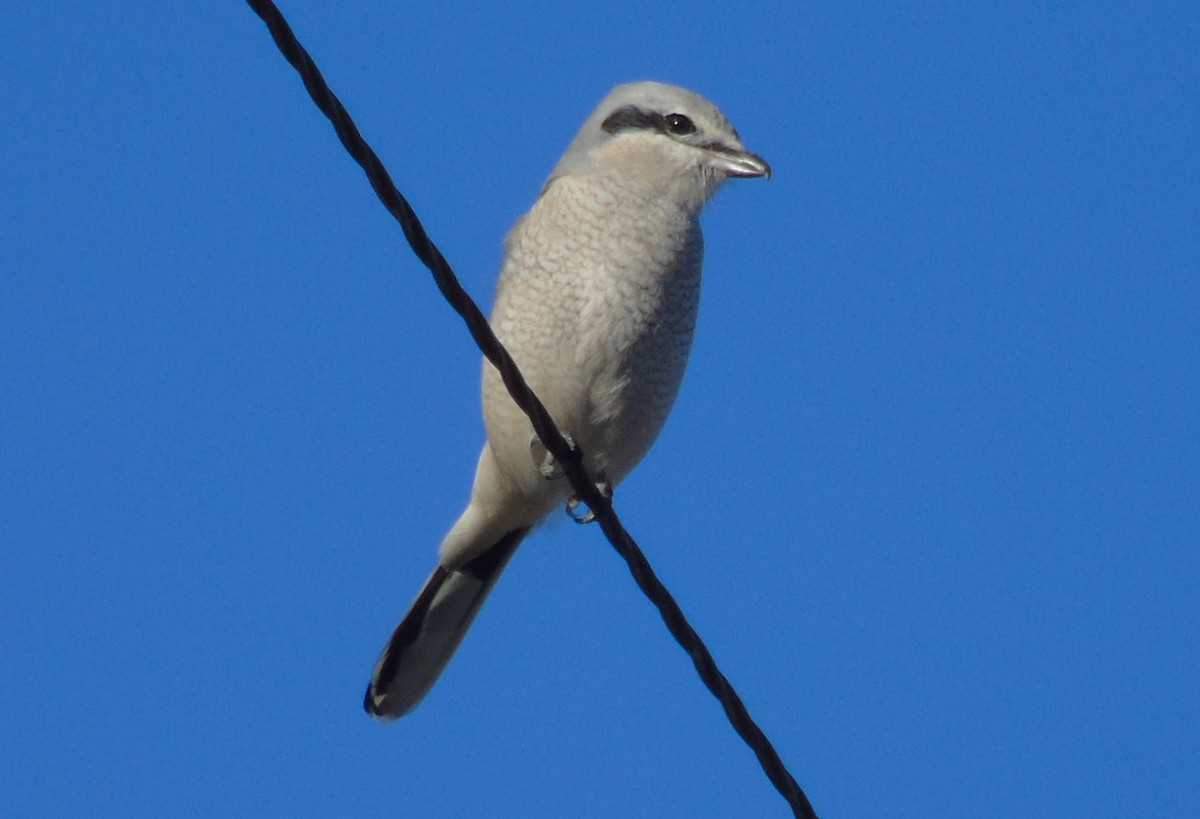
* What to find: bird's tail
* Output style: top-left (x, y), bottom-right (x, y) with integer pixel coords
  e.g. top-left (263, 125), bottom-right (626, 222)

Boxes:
top-left (364, 527), bottom-right (529, 719)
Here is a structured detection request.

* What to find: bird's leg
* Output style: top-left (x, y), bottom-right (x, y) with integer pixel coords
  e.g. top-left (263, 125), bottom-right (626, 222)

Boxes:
top-left (530, 432), bottom-right (577, 480)
top-left (528, 432), bottom-right (609, 522)
top-left (566, 474), bottom-right (612, 525)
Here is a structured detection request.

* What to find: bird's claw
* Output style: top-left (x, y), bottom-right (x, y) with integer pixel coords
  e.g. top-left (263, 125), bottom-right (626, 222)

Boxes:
top-left (566, 496), bottom-right (596, 524)
top-left (530, 434), bottom-right (611, 522)
top-left (531, 432), bottom-right (583, 480)
top-left (566, 476), bottom-right (612, 525)
top-left (531, 433), bottom-right (573, 480)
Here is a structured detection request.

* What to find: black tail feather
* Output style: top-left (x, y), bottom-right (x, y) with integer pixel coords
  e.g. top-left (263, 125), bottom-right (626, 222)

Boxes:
top-left (364, 527), bottom-right (529, 719)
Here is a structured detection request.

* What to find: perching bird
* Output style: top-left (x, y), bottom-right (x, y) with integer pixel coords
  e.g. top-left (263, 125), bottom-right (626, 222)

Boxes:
top-left (364, 81), bottom-right (769, 719)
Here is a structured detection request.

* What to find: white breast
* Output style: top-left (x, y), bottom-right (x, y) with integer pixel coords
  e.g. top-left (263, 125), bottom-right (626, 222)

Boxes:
top-left (482, 172), bottom-right (704, 502)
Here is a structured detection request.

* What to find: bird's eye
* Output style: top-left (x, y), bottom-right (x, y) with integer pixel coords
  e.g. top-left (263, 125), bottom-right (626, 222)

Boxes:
top-left (664, 113), bottom-right (696, 136)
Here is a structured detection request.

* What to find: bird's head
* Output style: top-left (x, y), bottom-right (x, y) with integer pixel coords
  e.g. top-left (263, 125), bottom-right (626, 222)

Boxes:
top-left (546, 81), bottom-right (770, 209)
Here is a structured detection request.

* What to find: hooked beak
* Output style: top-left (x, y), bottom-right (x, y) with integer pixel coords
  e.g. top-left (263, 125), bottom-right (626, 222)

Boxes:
top-left (709, 145), bottom-right (771, 179)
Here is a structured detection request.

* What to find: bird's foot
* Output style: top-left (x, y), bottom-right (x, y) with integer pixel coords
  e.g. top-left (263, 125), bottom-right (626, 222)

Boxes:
top-left (531, 433), bottom-right (577, 479)
top-left (566, 475), bottom-right (612, 525)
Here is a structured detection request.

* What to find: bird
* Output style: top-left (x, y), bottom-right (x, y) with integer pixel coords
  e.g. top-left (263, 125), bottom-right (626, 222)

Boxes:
top-left (364, 81), bottom-right (769, 719)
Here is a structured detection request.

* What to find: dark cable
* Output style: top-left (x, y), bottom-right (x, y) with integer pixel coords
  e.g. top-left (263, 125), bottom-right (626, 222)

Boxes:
top-left (243, 2), bottom-right (817, 816)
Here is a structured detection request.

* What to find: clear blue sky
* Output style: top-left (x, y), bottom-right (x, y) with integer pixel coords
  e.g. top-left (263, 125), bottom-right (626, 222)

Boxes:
top-left (2, 2), bottom-right (1197, 817)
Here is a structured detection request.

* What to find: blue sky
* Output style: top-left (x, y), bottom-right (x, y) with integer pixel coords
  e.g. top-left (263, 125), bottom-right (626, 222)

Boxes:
top-left (2, 2), bottom-right (1197, 816)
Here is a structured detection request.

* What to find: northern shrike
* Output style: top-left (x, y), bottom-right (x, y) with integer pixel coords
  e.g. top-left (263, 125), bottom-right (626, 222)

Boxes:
top-left (365, 81), bottom-right (769, 719)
